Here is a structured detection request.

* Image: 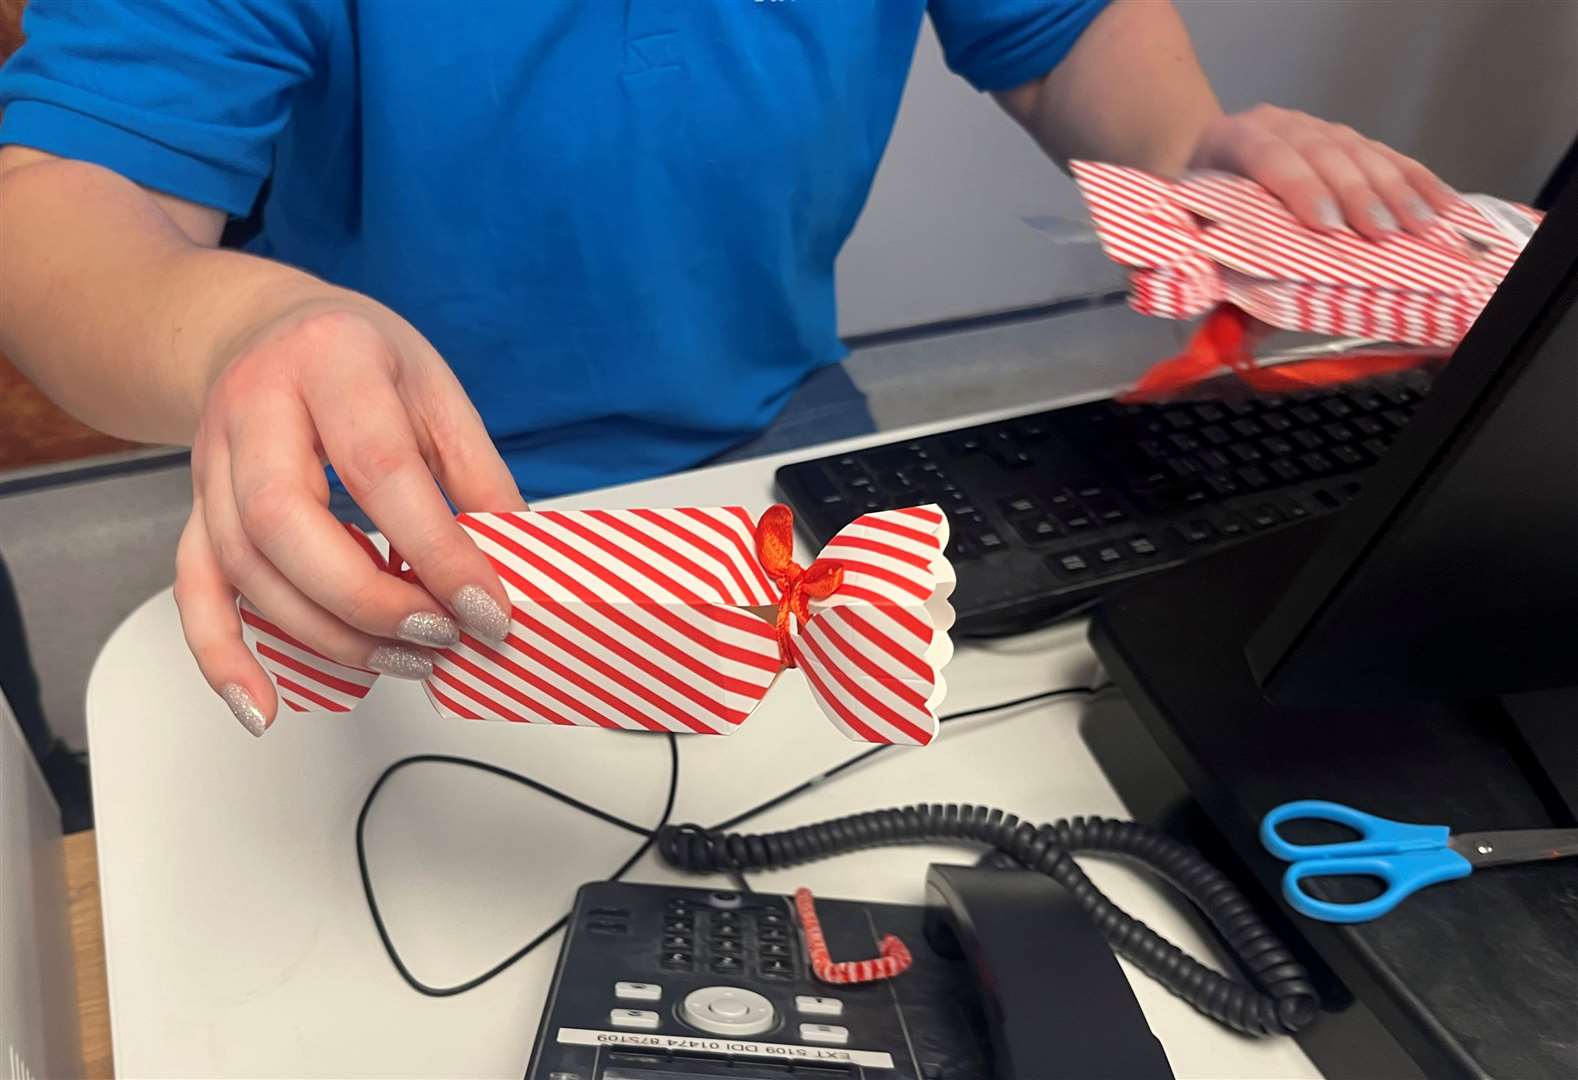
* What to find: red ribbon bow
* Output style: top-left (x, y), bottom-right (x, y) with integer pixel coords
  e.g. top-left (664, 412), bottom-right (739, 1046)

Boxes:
top-left (1121, 304), bottom-right (1443, 404)
top-left (754, 504), bottom-right (844, 667)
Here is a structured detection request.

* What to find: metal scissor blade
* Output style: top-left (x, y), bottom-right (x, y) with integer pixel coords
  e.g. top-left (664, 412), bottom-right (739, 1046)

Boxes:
top-left (1451, 829), bottom-right (1578, 868)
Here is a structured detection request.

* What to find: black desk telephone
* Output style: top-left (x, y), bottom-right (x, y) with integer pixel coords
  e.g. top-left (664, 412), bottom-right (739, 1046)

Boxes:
top-left (526, 866), bottom-right (1173, 1079)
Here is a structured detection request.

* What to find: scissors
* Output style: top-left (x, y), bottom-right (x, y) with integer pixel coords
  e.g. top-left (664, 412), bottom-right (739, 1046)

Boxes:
top-left (1261, 800), bottom-right (1578, 924)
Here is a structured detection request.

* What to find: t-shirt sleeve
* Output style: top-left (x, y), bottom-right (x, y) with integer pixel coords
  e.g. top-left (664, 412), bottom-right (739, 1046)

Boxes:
top-left (0, 0), bottom-right (328, 215)
top-left (929, 0), bottom-right (1111, 92)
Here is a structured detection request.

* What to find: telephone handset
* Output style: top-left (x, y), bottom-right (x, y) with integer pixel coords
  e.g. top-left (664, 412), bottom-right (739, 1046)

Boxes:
top-left (924, 864), bottom-right (1173, 1079)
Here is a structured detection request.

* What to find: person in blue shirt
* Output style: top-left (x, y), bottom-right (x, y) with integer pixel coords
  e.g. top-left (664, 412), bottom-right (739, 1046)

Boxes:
top-left (0, 1), bottom-right (1452, 735)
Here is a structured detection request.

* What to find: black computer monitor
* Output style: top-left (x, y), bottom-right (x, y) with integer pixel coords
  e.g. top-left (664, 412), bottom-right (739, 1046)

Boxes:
top-left (1247, 160), bottom-right (1577, 703)
top-left (1245, 157), bottom-right (1578, 808)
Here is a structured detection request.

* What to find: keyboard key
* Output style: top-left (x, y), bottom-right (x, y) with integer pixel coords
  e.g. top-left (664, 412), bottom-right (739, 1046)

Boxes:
top-left (661, 951), bottom-right (693, 969)
top-left (1248, 504), bottom-right (1284, 529)
top-left (1064, 512), bottom-right (1095, 531)
top-left (1350, 389), bottom-right (1387, 412)
top-left (1323, 422), bottom-right (1355, 442)
top-left (1230, 418), bottom-right (1264, 438)
top-left (1049, 490), bottom-right (1074, 507)
top-left (1200, 424), bottom-right (1232, 446)
top-left (1168, 432), bottom-right (1202, 453)
top-left (833, 456), bottom-right (867, 481)
top-left (1093, 544), bottom-right (1125, 564)
top-left (1354, 416), bottom-right (1386, 436)
top-left (1055, 552), bottom-right (1090, 575)
top-left (1291, 405), bottom-right (1322, 425)
top-left (711, 957), bottom-right (744, 975)
top-left (989, 448), bottom-right (1035, 469)
top-left (1227, 400), bottom-right (1259, 417)
top-left (999, 495), bottom-right (1038, 515)
top-left (975, 530), bottom-right (1005, 552)
top-left (946, 433), bottom-right (985, 456)
top-left (1016, 517), bottom-right (1060, 544)
top-left (1269, 459), bottom-right (1303, 483)
top-left (1321, 398), bottom-right (1355, 419)
top-left (1237, 465), bottom-right (1271, 489)
top-left (1229, 442), bottom-right (1264, 463)
top-left (1167, 457), bottom-right (1200, 478)
top-left (1193, 403), bottom-right (1226, 423)
top-left (1362, 437), bottom-right (1391, 458)
top-left (1280, 497), bottom-right (1312, 520)
top-left (1300, 451), bottom-right (1334, 474)
top-left (1164, 410), bottom-right (1195, 429)
top-left (1013, 418), bottom-right (1051, 442)
top-left (1261, 435), bottom-right (1295, 457)
top-left (1089, 499), bottom-right (1128, 523)
top-left (1076, 486), bottom-right (1105, 498)
top-left (1199, 449), bottom-right (1231, 470)
top-left (1292, 430), bottom-right (1324, 450)
top-left (1213, 513), bottom-right (1247, 537)
top-left (1203, 472), bottom-right (1239, 497)
top-left (1177, 519), bottom-right (1215, 544)
top-left (799, 467), bottom-right (844, 507)
top-left (1128, 536), bottom-right (1159, 556)
top-left (1331, 445), bottom-right (1365, 467)
top-left (1381, 408), bottom-right (1411, 431)
top-left (1262, 412), bottom-right (1293, 432)
top-left (1313, 488), bottom-right (1342, 509)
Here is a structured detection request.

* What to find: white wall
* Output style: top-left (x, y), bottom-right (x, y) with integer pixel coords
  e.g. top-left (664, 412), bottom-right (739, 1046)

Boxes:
top-left (836, 0), bottom-right (1578, 337)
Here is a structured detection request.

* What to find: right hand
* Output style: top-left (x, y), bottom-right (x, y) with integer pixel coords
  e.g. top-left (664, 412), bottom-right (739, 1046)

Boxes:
top-left (174, 303), bottom-right (527, 736)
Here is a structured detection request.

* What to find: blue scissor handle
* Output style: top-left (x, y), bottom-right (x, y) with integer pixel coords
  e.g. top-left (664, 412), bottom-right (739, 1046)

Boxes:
top-left (1260, 799), bottom-right (1451, 860)
top-left (1280, 850), bottom-right (1473, 923)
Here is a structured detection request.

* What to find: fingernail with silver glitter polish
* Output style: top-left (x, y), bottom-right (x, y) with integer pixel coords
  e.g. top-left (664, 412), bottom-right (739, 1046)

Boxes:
top-left (452, 585), bottom-right (511, 642)
top-left (1316, 200), bottom-right (1343, 230)
top-left (397, 610), bottom-right (460, 647)
top-left (367, 644), bottom-right (435, 681)
top-left (223, 683), bottom-right (269, 738)
top-left (1369, 203), bottom-right (1399, 232)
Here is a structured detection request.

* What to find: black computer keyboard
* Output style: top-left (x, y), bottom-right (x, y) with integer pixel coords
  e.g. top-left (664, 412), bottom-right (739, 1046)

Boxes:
top-left (775, 367), bottom-right (1435, 635)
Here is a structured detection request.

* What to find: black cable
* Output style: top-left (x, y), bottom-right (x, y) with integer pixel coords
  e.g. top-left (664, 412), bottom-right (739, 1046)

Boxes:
top-left (656, 807), bottom-right (1319, 1038)
top-left (355, 736), bottom-right (679, 997)
top-left (357, 683), bottom-right (1107, 997)
top-left (710, 685), bottom-right (1105, 832)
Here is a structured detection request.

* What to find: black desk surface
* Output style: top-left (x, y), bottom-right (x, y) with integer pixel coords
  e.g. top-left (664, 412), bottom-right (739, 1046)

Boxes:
top-left (1090, 524), bottom-right (1578, 1080)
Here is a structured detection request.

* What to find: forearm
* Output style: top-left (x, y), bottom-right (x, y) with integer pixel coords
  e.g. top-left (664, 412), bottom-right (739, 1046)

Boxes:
top-left (995, 0), bottom-right (1221, 175)
top-left (0, 154), bottom-right (356, 445)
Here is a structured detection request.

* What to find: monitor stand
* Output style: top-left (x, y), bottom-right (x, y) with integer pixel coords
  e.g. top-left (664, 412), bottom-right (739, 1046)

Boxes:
top-left (1086, 522), bottom-right (1578, 1080)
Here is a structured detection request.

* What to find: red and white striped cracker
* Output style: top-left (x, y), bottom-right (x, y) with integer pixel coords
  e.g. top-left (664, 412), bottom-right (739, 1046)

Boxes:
top-left (434, 508), bottom-right (783, 733)
top-left (236, 505), bottom-right (956, 745)
top-left (793, 506), bottom-right (954, 747)
top-left (1070, 160), bottom-right (1538, 348)
top-left (239, 599), bottom-right (379, 714)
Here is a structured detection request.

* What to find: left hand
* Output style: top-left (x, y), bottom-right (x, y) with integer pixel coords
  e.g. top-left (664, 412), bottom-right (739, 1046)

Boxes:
top-left (1188, 105), bottom-right (1456, 241)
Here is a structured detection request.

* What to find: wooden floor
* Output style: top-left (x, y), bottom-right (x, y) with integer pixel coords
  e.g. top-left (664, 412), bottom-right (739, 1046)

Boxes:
top-left (64, 831), bottom-right (114, 1079)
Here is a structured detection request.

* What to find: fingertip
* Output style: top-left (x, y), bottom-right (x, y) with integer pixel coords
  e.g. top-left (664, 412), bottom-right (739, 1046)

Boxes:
top-left (221, 680), bottom-right (275, 737)
top-left (451, 583), bottom-right (513, 643)
top-left (1313, 198), bottom-right (1344, 231)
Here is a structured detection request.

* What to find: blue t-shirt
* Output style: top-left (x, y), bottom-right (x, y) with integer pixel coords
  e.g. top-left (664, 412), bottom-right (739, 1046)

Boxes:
top-left (0, 0), bottom-right (1106, 497)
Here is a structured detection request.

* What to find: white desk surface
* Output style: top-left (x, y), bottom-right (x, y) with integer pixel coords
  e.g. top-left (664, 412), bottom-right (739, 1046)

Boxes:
top-left (87, 398), bottom-right (1320, 1079)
